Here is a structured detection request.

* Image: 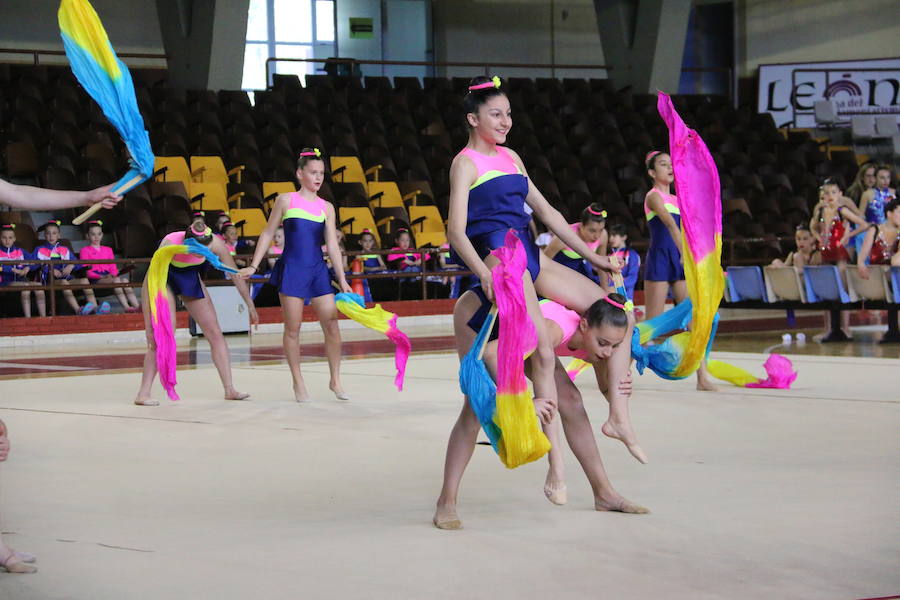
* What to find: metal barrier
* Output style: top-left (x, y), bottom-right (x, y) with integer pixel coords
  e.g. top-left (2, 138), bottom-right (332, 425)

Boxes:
top-left (0, 47), bottom-right (167, 67)
top-left (264, 57), bottom-right (612, 89)
top-left (0, 248), bottom-right (472, 316)
top-left (0, 237), bottom-right (795, 316)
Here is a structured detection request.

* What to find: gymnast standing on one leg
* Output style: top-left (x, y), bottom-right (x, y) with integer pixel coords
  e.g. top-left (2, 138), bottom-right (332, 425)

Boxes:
top-left (134, 216), bottom-right (258, 406)
top-left (446, 76), bottom-right (639, 472)
top-left (237, 149), bottom-right (353, 402)
top-left (433, 291), bottom-right (648, 530)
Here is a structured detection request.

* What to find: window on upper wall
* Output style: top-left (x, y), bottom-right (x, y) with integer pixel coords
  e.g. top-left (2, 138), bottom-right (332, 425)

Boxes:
top-left (242, 0), bottom-right (335, 90)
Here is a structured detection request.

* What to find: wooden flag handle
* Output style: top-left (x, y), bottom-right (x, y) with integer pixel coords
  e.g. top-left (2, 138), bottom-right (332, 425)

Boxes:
top-left (476, 305), bottom-right (499, 361)
top-left (72, 174), bottom-right (145, 225)
top-left (609, 255), bottom-right (625, 290)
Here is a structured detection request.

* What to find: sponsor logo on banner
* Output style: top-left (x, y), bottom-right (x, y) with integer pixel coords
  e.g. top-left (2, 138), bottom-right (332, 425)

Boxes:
top-left (758, 57), bottom-right (900, 128)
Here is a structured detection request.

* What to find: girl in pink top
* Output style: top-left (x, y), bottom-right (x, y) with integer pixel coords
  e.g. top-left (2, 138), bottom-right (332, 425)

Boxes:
top-left (80, 220), bottom-right (140, 312)
top-left (387, 229), bottom-right (422, 271)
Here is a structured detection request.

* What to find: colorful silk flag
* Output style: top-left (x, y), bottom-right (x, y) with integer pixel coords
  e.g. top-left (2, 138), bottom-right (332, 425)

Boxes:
top-left (490, 231), bottom-right (549, 468)
top-left (59, 0), bottom-right (154, 196)
top-left (335, 293), bottom-right (411, 391)
top-left (656, 92), bottom-right (725, 378)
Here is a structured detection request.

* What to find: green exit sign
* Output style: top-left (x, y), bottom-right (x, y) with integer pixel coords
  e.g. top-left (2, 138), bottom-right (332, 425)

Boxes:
top-left (349, 17), bottom-right (374, 39)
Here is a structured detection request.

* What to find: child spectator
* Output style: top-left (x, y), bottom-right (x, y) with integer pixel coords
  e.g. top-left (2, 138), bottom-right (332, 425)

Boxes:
top-left (219, 221), bottom-right (248, 267)
top-left (770, 224), bottom-right (821, 269)
top-left (858, 165), bottom-right (896, 230)
top-left (358, 229), bottom-right (386, 272)
top-left (266, 226), bottom-right (285, 271)
top-left (34, 220), bottom-right (104, 315)
top-left (845, 162), bottom-right (876, 205)
top-left (79, 220), bottom-right (140, 312)
top-left (811, 178), bottom-right (867, 265)
top-left (0, 224), bottom-right (39, 317)
top-left (387, 229), bottom-right (422, 271)
top-left (857, 199), bottom-right (900, 278)
top-left (607, 223), bottom-right (640, 299)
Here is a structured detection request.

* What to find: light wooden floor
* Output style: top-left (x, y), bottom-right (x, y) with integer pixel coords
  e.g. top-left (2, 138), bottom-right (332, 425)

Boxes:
top-left (0, 350), bottom-right (898, 600)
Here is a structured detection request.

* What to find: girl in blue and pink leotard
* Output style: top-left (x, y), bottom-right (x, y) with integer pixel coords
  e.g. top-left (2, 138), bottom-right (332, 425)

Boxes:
top-left (238, 148), bottom-right (352, 403)
top-left (544, 203), bottom-right (609, 285)
top-left (642, 150), bottom-right (722, 392)
top-left (436, 76), bottom-right (639, 529)
top-left (133, 216), bottom-right (258, 406)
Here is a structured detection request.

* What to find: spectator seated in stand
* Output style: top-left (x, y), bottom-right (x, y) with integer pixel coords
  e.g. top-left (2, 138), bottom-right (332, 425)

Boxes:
top-left (79, 220), bottom-right (141, 312)
top-left (770, 223), bottom-right (821, 269)
top-left (0, 224), bottom-right (40, 317)
top-left (34, 220), bottom-right (106, 315)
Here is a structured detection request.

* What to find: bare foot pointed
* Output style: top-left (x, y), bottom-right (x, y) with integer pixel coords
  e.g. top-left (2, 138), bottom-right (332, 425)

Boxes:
top-left (134, 396), bottom-right (159, 406)
top-left (224, 389), bottom-right (250, 401)
top-left (601, 420), bottom-right (648, 464)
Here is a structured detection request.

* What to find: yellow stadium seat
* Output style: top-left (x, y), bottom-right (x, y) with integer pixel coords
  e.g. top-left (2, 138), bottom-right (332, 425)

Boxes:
top-left (338, 207), bottom-right (379, 244)
top-left (367, 181), bottom-right (404, 208)
top-left (190, 156), bottom-right (245, 184)
top-left (154, 156), bottom-right (192, 185)
top-left (228, 208), bottom-right (268, 237)
top-left (263, 181), bottom-right (297, 202)
top-left (330, 156), bottom-right (366, 186)
top-left (414, 231), bottom-right (447, 248)
top-left (188, 182), bottom-right (229, 214)
top-left (408, 205), bottom-right (445, 233)
top-left (330, 156), bottom-right (383, 193)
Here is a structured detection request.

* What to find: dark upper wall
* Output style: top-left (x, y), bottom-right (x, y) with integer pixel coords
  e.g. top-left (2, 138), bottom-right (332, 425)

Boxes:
top-left (0, 0), bottom-right (164, 56)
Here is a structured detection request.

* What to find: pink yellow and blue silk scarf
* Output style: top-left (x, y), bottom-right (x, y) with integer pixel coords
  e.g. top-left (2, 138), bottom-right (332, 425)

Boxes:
top-left (334, 293), bottom-right (411, 391)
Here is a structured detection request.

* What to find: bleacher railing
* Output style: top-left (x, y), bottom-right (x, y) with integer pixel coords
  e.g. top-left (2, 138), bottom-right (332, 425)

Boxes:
top-left (264, 57), bottom-right (613, 89)
top-left (0, 48), bottom-right (167, 67)
top-left (0, 237), bottom-right (794, 317)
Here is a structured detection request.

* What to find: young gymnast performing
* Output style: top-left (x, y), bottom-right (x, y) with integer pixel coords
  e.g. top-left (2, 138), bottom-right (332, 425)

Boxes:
top-left (237, 148), bottom-right (353, 402)
top-left (134, 216), bottom-right (258, 405)
top-left (434, 290), bottom-right (648, 529)
top-left (543, 202), bottom-right (609, 285)
top-left (642, 150), bottom-right (719, 391)
top-left (446, 76), bottom-right (639, 471)
top-left (0, 419), bottom-right (36, 574)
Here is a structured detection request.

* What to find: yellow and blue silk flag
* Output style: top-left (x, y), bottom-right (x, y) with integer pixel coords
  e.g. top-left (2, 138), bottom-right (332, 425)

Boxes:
top-left (59, 0), bottom-right (154, 197)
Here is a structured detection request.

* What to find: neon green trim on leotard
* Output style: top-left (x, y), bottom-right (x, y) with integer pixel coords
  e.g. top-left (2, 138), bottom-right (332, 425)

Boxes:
top-left (283, 207), bottom-right (326, 222)
top-left (645, 202), bottom-right (680, 221)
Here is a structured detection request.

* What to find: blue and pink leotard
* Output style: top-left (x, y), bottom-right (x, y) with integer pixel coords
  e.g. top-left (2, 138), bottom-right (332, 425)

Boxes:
top-left (449, 145), bottom-right (539, 284)
top-left (268, 193), bottom-right (333, 299)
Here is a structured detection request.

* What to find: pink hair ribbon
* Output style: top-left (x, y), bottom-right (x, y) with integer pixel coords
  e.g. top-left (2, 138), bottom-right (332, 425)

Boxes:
top-left (468, 76), bottom-right (501, 91)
